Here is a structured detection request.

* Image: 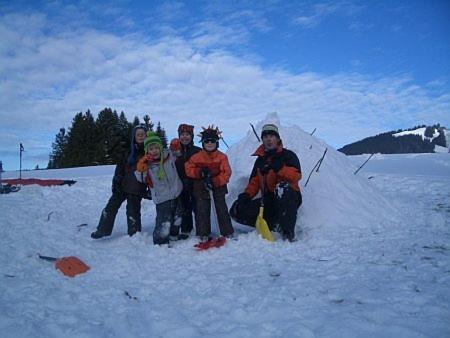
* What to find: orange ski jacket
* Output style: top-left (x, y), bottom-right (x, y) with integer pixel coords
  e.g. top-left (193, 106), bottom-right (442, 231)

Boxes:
top-left (185, 149), bottom-right (232, 188)
top-left (244, 143), bottom-right (302, 198)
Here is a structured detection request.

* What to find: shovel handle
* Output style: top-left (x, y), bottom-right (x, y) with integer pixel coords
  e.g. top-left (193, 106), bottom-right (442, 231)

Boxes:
top-left (38, 254), bottom-right (58, 262)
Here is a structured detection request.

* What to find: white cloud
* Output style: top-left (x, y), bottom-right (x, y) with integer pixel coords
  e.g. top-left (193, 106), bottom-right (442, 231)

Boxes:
top-left (293, 1), bottom-right (364, 28)
top-left (0, 8), bottom-right (449, 170)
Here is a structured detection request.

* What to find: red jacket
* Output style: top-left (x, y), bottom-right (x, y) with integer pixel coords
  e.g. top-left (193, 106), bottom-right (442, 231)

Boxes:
top-left (245, 143), bottom-right (302, 198)
top-left (185, 149), bottom-right (232, 188)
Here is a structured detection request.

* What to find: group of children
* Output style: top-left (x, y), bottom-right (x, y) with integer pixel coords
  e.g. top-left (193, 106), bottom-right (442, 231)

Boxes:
top-left (91, 123), bottom-right (235, 245)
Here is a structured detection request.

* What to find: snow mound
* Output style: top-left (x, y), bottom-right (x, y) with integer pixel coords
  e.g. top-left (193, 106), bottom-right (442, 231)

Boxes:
top-left (227, 112), bottom-right (401, 240)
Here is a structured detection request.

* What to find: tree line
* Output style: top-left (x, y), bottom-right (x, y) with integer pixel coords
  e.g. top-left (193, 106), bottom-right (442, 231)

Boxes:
top-left (48, 108), bottom-right (168, 169)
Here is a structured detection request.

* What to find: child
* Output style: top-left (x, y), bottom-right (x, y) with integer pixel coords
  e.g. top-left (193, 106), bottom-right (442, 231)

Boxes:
top-left (174, 124), bottom-right (201, 239)
top-left (185, 125), bottom-right (234, 241)
top-left (135, 132), bottom-right (183, 245)
top-left (91, 125), bottom-right (148, 239)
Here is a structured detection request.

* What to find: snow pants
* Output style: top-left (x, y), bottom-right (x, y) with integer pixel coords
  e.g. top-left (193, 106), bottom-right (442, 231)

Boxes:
top-left (179, 188), bottom-right (196, 234)
top-left (230, 182), bottom-right (302, 240)
top-left (153, 197), bottom-right (183, 245)
top-left (193, 181), bottom-right (234, 237)
top-left (96, 191), bottom-right (142, 236)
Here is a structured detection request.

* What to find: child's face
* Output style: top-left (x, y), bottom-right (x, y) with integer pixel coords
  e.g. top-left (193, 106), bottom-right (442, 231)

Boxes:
top-left (147, 144), bottom-right (161, 159)
top-left (179, 132), bottom-right (192, 146)
top-left (135, 129), bottom-right (146, 144)
top-left (203, 139), bottom-right (217, 152)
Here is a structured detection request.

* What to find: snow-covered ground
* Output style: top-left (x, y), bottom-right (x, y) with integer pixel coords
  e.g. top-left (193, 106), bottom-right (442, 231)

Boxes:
top-left (1, 115), bottom-right (449, 337)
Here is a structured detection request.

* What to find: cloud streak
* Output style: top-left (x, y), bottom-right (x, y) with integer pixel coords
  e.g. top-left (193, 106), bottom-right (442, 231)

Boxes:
top-left (0, 5), bottom-right (449, 169)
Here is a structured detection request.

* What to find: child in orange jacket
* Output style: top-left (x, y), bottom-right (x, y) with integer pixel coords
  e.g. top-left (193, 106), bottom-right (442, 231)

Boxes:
top-left (185, 126), bottom-right (234, 241)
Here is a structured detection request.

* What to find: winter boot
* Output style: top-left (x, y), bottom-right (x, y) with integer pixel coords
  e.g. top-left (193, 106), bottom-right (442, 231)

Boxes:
top-left (178, 232), bottom-right (190, 240)
top-left (91, 230), bottom-right (110, 239)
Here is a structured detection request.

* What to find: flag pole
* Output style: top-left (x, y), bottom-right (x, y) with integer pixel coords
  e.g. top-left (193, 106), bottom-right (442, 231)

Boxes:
top-left (19, 143), bottom-right (24, 180)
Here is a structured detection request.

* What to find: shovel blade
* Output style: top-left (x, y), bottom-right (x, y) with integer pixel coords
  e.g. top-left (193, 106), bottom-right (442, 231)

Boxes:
top-left (55, 256), bottom-right (90, 277)
top-left (255, 207), bottom-right (275, 242)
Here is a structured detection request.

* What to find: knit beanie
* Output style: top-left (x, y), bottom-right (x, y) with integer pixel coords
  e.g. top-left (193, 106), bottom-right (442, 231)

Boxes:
top-left (144, 131), bottom-right (165, 179)
top-left (261, 124), bottom-right (280, 139)
top-left (178, 124), bottom-right (194, 136)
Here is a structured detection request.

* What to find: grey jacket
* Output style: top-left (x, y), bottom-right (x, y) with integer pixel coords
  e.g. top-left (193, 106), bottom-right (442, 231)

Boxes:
top-left (135, 150), bottom-right (183, 205)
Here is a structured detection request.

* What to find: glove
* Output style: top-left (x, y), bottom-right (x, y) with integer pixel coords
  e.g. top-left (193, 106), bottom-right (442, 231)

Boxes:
top-left (170, 138), bottom-right (181, 152)
top-left (200, 168), bottom-right (211, 179)
top-left (201, 168), bottom-right (213, 190)
top-left (260, 159), bottom-right (283, 175)
top-left (136, 156), bottom-right (149, 172)
top-left (237, 192), bottom-right (251, 204)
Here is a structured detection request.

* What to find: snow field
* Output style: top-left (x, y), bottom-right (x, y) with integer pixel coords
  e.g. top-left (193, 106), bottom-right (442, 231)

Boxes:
top-left (1, 114), bottom-right (449, 337)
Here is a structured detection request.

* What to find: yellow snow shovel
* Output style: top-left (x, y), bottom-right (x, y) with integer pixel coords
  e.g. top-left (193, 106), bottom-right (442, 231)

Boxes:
top-left (255, 175), bottom-right (275, 242)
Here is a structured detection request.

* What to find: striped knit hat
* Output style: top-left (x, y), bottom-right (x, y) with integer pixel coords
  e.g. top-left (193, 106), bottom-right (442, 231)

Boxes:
top-left (144, 132), bottom-right (165, 179)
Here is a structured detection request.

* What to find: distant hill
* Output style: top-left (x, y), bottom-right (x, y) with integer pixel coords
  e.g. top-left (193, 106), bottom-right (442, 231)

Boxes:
top-left (338, 125), bottom-right (448, 155)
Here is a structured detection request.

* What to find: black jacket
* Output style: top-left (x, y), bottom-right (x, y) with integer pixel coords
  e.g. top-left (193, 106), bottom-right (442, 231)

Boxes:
top-left (113, 145), bottom-right (147, 197)
top-left (175, 143), bottom-right (202, 190)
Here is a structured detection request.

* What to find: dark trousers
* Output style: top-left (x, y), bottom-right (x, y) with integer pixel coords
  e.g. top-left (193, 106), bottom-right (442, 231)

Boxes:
top-left (96, 191), bottom-right (142, 236)
top-left (230, 183), bottom-right (302, 240)
top-left (153, 197), bottom-right (183, 245)
top-left (193, 181), bottom-right (234, 237)
top-left (180, 188), bottom-right (196, 234)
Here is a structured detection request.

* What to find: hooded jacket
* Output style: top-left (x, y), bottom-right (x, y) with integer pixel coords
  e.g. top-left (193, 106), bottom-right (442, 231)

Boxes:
top-left (113, 126), bottom-right (147, 197)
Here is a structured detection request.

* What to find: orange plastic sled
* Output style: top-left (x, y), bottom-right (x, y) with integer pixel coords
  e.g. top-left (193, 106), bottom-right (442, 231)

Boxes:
top-left (39, 255), bottom-right (90, 277)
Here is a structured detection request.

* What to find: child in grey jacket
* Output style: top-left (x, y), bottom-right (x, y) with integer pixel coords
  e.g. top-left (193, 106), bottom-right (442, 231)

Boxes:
top-left (135, 132), bottom-right (183, 245)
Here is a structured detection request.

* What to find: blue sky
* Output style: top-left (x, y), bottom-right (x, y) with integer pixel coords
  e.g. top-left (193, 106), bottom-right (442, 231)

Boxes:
top-left (0, 0), bottom-right (449, 170)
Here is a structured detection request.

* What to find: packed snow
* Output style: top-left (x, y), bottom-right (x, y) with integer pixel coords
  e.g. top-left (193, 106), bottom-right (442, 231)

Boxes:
top-left (1, 114), bottom-right (449, 337)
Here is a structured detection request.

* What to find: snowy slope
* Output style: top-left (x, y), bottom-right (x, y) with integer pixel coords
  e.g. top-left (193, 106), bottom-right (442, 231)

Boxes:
top-left (1, 115), bottom-right (449, 337)
top-left (393, 127), bottom-right (439, 141)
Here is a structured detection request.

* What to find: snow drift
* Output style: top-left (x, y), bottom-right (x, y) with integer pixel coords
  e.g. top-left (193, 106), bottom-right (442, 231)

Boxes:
top-left (228, 112), bottom-right (401, 240)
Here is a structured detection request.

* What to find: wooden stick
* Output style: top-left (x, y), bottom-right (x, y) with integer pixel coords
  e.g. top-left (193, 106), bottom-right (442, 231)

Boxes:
top-left (304, 148), bottom-right (327, 187)
top-left (250, 123), bottom-right (261, 142)
top-left (354, 153), bottom-right (374, 175)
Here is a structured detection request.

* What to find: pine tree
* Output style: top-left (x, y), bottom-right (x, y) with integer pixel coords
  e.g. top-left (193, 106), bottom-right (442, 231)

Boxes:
top-left (156, 121), bottom-right (168, 149)
top-left (132, 116), bottom-right (140, 127)
top-left (48, 127), bottom-right (68, 169)
top-left (64, 111), bottom-right (97, 167)
top-left (119, 111), bottom-right (132, 147)
top-left (143, 114), bottom-right (154, 131)
top-left (95, 108), bottom-right (124, 165)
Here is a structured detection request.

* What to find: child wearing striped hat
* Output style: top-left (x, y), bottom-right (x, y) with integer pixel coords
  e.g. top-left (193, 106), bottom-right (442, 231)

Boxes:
top-left (135, 132), bottom-right (184, 245)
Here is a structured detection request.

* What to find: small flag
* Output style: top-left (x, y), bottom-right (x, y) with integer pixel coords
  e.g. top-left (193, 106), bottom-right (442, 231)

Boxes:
top-left (20, 143), bottom-right (24, 152)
